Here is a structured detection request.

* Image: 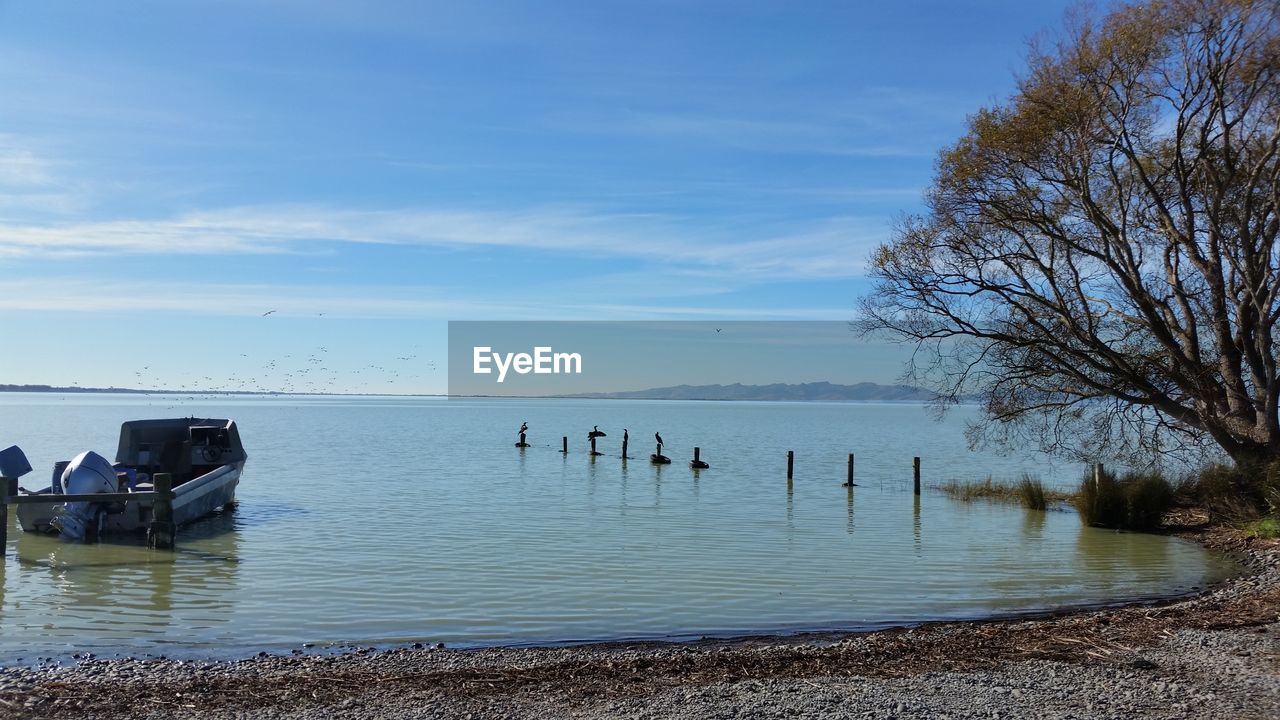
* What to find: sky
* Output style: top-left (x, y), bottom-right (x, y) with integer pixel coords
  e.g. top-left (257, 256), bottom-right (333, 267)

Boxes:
top-left (0, 0), bottom-right (1083, 394)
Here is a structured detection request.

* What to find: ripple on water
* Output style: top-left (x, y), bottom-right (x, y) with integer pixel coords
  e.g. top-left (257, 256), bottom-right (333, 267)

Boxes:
top-left (0, 395), bottom-right (1242, 662)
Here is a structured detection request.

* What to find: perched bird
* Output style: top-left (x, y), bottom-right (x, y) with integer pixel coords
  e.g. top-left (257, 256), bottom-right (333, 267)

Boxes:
top-left (518, 421), bottom-right (528, 435)
top-left (655, 431), bottom-right (664, 447)
top-left (623, 429), bottom-right (629, 442)
top-left (587, 425), bottom-right (607, 439)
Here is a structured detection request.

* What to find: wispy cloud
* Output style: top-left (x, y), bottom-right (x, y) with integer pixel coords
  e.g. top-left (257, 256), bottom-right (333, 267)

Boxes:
top-left (0, 278), bottom-right (852, 320)
top-left (0, 135), bottom-right (90, 217)
top-left (0, 204), bottom-right (883, 280)
top-left (563, 110), bottom-right (938, 159)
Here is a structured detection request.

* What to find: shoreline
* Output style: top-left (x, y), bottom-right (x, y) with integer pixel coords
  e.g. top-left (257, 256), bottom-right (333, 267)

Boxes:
top-left (1, 519), bottom-right (1277, 719)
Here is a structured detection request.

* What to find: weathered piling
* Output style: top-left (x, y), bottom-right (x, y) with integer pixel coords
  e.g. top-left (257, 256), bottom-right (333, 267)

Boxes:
top-left (562, 436), bottom-right (569, 454)
top-left (0, 476), bottom-right (13, 558)
top-left (786, 450), bottom-right (794, 480)
top-left (691, 447), bottom-right (709, 469)
top-left (844, 453), bottom-right (855, 487)
top-left (621, 436), bottom-right (629, 459)
top-left (651, 443), bottom-right (671, 464)
top-left (147, 472), bottom-right (175, 550)
top-left (913, 456), bottom-right (921, 495)
top-left (515, 432), bottom-right (530, 448)
top-left (590, 437), bottom-right (603, 456)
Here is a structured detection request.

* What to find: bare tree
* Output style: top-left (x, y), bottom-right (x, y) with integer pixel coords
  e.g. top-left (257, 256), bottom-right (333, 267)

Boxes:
top-left (861, 0), bottom-right (1280, 466)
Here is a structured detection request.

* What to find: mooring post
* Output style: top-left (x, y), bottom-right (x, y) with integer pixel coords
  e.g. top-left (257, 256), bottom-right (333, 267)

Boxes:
top-left (147, 472), bottom-right (175, 550)
top-left (1093, 462), bottom-right (1104, 491)
top-left (0, 476), bottom-right (13, 559)
top-left (562, 436), bottom-right (568, 454)
top-left (691, 446), bottom-right (708, 469)
top-left (590, 436), bottom-right (598, 455)
top-left (913, 457), bottom-right (921, 496)
top-left (847, 453), bottom-right (855, 486)
top-left (516, 431), bottom-right (529, 448)
top-left (621, 436), bottom-right (629, 459)
top-left (787, 450), bottom-right (794, 480)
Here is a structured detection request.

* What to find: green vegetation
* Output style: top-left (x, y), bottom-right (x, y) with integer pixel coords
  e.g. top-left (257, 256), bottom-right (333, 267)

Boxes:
top-left (1073, 469), bottom-right (1174, 532)
top-left (938, 475), bottom-right (1067, 510)
top-left (1192, 462), bottom-right (1280, 523)
top-left (1241, 516), bottom-right (1280, 539)
top-left (942, 460), bottom-right (1280, 536)
top-left (1180, 461), bottom-right (1280, 537)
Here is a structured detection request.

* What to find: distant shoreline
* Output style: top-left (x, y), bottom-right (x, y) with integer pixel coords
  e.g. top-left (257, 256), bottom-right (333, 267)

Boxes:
top-left (0, 384), bottom-right (443, 398)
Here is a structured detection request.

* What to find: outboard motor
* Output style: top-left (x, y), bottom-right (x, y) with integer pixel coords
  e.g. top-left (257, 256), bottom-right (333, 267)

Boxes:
top-left (49, 450), bottom-right (118, 542)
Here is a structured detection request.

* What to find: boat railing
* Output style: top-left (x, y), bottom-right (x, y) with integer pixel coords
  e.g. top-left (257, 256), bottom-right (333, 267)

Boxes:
top-left (0, 472), bottom-right (178, 555)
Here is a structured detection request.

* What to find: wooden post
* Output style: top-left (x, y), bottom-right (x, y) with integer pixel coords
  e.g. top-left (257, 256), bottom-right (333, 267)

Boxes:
top-left (147, 472), bottom-right (175, 550)
top-left (691, 447), bottom-right (708, 469)
top-left (787, 450), bottom-right (794, 480)
top-left (846, 453), bottom-right (855, 486)
top-left (621, 436), bottom-right (628, 459)
top-left (562, 436), bottom-right (568, 454)
top-left (913, 457), bottom-right (921, 495)
top-left (0, 476), bottom-right (13, 559)
top-left (590, 436), bottom-right (600, 456)
top-left (515, 432), bottom-right (529, 448)
top-left (1093, 462), bottom-right (1104, 491)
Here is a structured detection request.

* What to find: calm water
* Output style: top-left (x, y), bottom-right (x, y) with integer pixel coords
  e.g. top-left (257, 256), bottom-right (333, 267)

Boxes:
top-left (0, 393), bottom-right (1239, 662)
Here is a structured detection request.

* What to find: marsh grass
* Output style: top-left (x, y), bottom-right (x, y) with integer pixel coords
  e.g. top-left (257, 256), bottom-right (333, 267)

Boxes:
top-left (938, 475), bottom-right (1067, 510)
top-left (1017, 475), bottom-right (1047, 511)
top-left (1073, 468), bottom-right (1173, 531)
top-left (1192, 462), bottom-right (1280, 522)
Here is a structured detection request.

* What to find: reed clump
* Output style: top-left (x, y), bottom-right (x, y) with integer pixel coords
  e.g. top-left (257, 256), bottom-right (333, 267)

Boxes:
top-left (938, 475), bottom-right (1066, 510)
top-left (1073, 468), bottom-right (1173, 531)
top-left (1182, 460), bottom-right (1280, 535)
top-left (1017, 474), bottom-right (1047, 511)
top-left (1191, 461), bottom-right (1280, 523)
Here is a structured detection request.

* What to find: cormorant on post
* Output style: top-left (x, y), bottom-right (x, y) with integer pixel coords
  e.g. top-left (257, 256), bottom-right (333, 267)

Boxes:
top-left (587, 425), bottom-right (607, 440)
top-left (518, 421), bottom-right (528, 435)
top-left (651, 431), bottom-right (670, 464)
top-left (623, 429), bottom-right (629, 443)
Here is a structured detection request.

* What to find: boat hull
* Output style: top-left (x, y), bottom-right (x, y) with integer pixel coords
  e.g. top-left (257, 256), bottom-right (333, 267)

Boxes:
top-left (16, 462), bottom-right (242, 535)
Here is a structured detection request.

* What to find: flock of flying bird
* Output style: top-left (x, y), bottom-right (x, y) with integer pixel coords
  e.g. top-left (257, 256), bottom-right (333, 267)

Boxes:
top-left (65, 310), bottom-right (439, 403)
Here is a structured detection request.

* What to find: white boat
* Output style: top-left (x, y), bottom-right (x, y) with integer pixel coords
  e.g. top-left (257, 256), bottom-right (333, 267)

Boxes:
top-left (15, 418), bottom-right (246, 541)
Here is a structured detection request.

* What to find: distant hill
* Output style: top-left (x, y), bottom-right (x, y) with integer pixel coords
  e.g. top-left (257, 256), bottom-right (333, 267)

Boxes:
top-left (562, 381), bottom-right (939, 402)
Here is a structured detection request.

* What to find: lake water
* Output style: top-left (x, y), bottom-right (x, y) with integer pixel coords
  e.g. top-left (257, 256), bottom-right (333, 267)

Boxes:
top-left (0, 393), bottom-right (1239, 662)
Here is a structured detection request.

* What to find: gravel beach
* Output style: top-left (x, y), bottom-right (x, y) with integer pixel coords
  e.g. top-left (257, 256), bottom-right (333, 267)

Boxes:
top-left (2, 524), bottom-right (1277, 720)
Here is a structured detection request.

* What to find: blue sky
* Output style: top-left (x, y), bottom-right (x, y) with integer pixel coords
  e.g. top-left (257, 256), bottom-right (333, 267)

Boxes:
top-left (0, 0), bottom-right (1080, 394)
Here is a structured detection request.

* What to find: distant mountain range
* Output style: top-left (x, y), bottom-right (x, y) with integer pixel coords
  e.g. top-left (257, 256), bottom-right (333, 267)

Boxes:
top-left (562, 381), bottom-right (939, 402)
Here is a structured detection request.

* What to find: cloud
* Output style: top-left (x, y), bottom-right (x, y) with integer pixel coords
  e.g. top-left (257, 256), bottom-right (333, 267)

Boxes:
top-left (0, 204), bottom-right (883, 280)
top-left (0, 135), bottom-right (90, 218)
top-left (563, 110), bottom-right (938, 159)
top-left (0, 278), bottom-right (853, 320)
